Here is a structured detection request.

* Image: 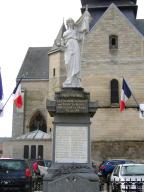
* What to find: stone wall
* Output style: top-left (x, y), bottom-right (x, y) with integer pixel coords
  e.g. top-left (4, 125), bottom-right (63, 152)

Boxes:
top-left (82, 4), bottom-right (144, 104)
top-left (91, 140), bottom-right (144, 162)
top-left (12, 81), bottom-right (49, 137)
top-left (90, 108), bottom-right (144, 141)
top-left (81, 4), bottom-right (144, 141)
top-left (48, 51), bottom-right (65, 99)
top-left (4, 139), bottom-right (144, 163)
top-left (3, 139), bottom-right (52, 160)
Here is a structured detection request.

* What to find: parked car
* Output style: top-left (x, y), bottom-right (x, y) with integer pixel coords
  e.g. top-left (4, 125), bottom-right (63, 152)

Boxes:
top-left (98, 159), bottom-right (135, 179)
top-left (110, 163), bottom-right (144, 192)
top-left (0, 158), bottom-right (32, 192)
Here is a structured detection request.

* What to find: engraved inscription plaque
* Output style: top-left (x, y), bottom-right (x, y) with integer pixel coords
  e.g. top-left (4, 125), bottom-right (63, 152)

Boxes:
top-left (56, 99), bottom-right (88, 113)
top-left (55, 126), bottom-right (88, 163)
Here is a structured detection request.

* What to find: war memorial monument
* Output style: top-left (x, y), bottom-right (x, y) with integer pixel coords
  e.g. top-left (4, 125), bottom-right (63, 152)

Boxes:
top-left (43, 10), bottom-right (100, 192)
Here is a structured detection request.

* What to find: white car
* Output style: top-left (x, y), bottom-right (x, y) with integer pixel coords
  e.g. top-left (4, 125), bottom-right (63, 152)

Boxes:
top-left (110, 164), bottom-right (144, 192)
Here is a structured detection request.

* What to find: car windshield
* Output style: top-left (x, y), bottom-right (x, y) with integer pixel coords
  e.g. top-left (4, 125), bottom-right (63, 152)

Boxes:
top-left (121, 165), bottom-right (144, 176)
top-left (0, 160), bottom-right (25, 172)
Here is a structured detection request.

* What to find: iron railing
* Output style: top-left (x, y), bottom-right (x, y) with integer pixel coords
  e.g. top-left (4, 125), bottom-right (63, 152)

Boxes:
top-left (101, 180), bottom-right (144, 192)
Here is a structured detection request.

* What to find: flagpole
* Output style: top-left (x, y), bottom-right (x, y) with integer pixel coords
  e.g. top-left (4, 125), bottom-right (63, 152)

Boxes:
top-left (0, 93), bottom-right (13, 112)
top-left (131, 92), bottom-right (139, 109)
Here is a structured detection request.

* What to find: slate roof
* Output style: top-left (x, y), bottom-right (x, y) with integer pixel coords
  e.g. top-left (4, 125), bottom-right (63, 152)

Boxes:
top-left (17, 23), bottom-right (66, 81)
top-left (16, 130), bottom-right (51, 140)
top-left (135, 19), bottom-right (144, 35)
top-left (17, 47), bottom-right (51, 80)
top-left (81, 0), bottom-right (137, 7)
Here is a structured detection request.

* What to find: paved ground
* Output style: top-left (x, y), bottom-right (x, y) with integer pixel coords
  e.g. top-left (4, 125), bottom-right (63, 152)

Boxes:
top-left (33, 185), bottom-right (109, 192)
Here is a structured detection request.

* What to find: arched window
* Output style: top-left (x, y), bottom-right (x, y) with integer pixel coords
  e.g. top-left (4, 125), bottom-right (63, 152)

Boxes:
top-left (29, 111), bottom-right (47, 132)
top-left (111, 79), bottom-right (119, 104)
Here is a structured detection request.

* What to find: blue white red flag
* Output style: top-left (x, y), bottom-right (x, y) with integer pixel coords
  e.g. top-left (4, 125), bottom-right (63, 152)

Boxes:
top-left (13, 83), bottom-right (23, 109)
top-left (120, 78), bottom-right (132, 112)
top-left (0, 68), bottom-right (3, 101)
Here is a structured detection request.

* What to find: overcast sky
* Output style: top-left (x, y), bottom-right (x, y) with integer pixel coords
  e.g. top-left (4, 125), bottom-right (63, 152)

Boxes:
top-left (0, 0), bottom-right (143, 137)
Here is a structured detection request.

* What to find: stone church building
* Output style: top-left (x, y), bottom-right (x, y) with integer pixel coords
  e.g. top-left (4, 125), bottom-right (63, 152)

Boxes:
top-left (3, 0), bottom-right (144, 161)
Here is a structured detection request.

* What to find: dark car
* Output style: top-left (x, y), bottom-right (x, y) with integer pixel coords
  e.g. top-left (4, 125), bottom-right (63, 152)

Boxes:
top-left (98, 159), bottom-right (135, 179)
top-left (0, 158), bottom-right (32, 192)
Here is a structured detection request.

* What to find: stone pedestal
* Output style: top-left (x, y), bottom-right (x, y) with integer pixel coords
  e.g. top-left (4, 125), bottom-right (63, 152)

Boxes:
top-left (44, 88), bottom-right (99, 192)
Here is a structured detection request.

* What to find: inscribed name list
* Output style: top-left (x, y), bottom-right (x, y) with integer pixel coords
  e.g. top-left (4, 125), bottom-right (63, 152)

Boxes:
top-left (55, 126), bottom-right (88, 163)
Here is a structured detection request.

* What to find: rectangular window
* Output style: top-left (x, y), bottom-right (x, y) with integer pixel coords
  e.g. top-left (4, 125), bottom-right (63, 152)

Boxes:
top-left (31, 145), bottom-right (36, 159)
top-left (53, 68), bottom-right (56, 76)
top-left (38, 145), bottom-right (43, 159)
top-left (109, 35), bottom-right (118, 49)
top-left (24, 145), bottom-right (29, 159)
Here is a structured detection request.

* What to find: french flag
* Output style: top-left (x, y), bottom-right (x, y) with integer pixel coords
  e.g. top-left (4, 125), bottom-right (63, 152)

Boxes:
top-left (13, 84), bottom-right (23, 108)
top-left (120, 78), bottom-right (132, 112)
top-left (13, 79), bottom-right (23, 108)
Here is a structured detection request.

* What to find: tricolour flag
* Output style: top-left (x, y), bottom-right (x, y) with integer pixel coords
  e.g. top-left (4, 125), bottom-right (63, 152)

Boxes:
top-left (13, 80), bottom-right (23, 108)
top-left (0, 68), bottom-right (3, 101)
top-left (120, 78), bottom-right (132, 112)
